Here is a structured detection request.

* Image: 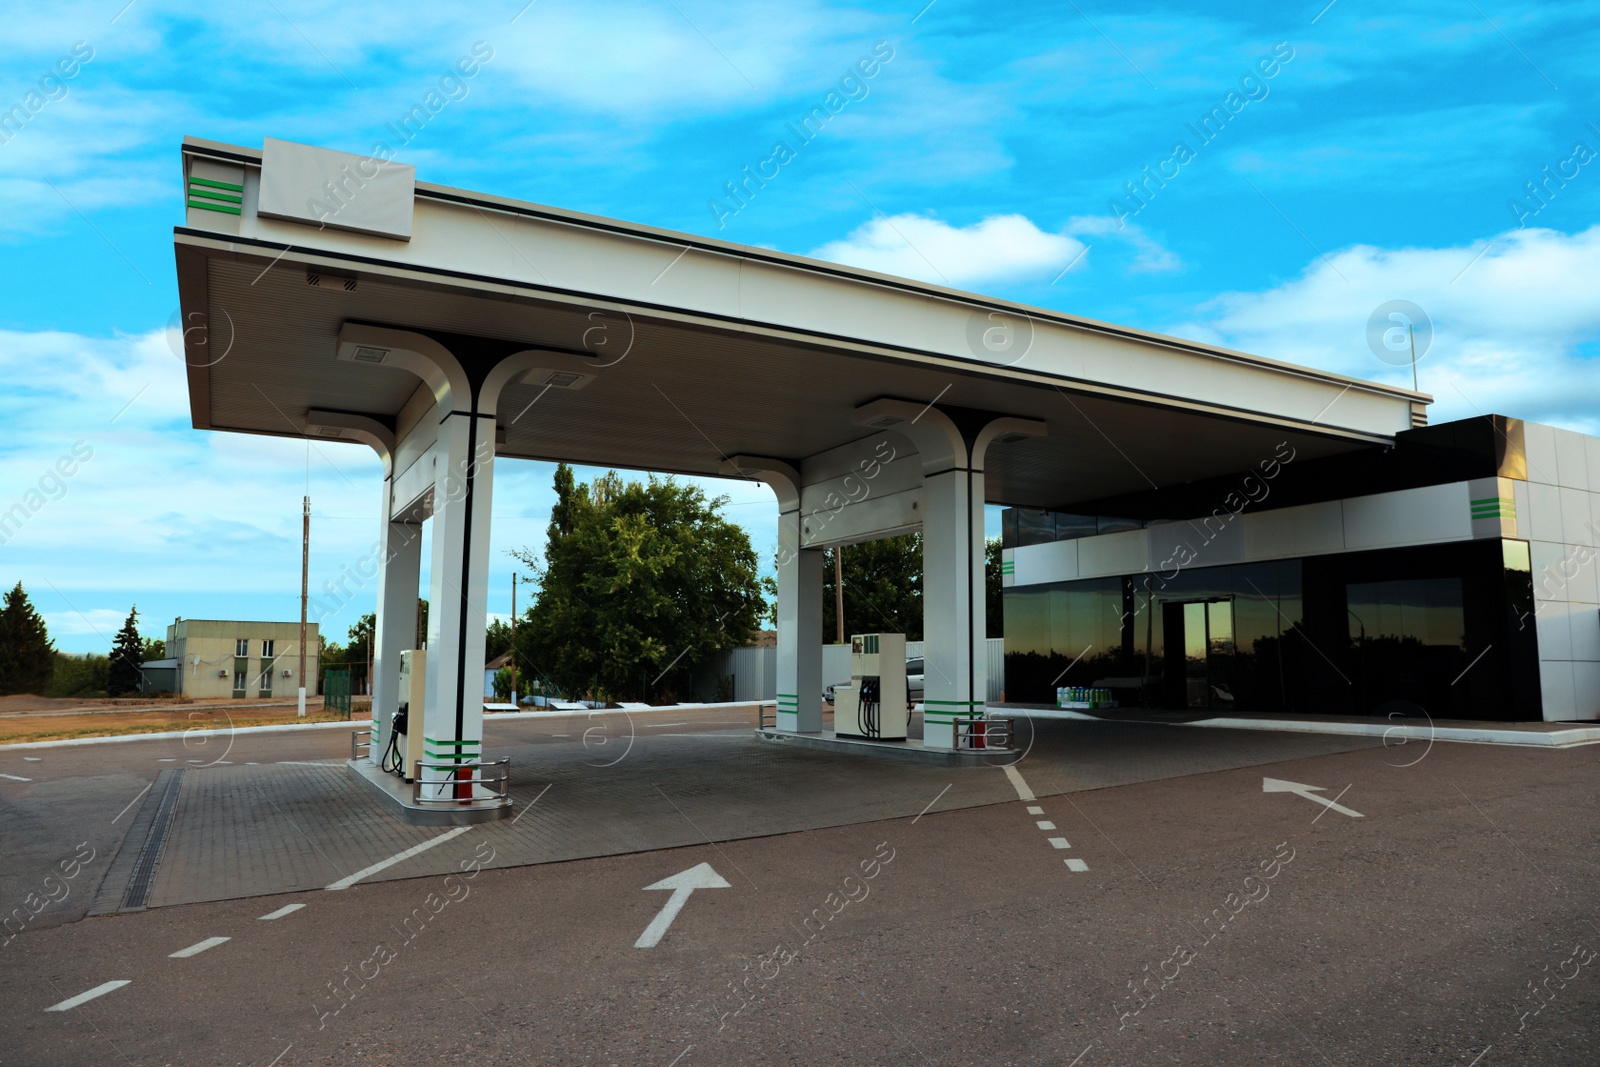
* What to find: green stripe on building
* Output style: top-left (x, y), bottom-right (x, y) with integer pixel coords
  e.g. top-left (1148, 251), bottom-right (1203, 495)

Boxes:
top-left (188, 186), bottom-right (243, 204)
top-left (187, 199), bottom-right (242, 215)
top-left (189, 176), bottom-right (244, 192)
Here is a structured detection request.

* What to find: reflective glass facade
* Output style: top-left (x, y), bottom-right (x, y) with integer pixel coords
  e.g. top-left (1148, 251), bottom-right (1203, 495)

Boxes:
top-left (1003, 541), bottom-right (1540, 720)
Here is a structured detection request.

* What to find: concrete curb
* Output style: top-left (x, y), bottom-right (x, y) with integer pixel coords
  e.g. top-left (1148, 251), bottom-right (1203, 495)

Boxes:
top-left (1, 703), bottom-right (762, 750)
top-left (2, 719), bottom-right (366, 750)
top-left (756, 728), bottom-right (1013, 766)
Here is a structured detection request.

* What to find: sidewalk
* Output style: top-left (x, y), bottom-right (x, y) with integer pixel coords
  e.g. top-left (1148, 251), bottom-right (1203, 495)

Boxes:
top-left (997, 705), bottom-right (1600, 748)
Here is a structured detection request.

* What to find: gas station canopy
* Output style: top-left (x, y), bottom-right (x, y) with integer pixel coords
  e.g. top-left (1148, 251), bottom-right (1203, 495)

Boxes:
top-left (174, 136), bottom-right (1426, 512)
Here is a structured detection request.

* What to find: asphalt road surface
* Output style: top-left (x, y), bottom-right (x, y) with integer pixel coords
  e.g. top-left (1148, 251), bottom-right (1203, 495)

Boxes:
top-left (2, 708), bottom-right (1597, 1066)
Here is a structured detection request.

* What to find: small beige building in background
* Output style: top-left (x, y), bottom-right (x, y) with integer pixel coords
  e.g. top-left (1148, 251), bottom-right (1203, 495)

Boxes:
top-left (161, 618), bottom-right (319, 699)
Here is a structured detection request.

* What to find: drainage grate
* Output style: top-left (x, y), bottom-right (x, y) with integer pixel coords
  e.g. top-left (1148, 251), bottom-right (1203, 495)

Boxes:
top-left (120, 769), bottom-right (185, 910)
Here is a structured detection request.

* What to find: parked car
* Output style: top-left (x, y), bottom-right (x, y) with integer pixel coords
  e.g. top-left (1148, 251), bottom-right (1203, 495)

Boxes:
top-left (825, 658), bottom-right (925, 705)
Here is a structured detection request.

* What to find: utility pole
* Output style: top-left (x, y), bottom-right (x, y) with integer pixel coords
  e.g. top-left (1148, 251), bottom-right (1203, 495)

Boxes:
top-left (1409, 323), bottom-right (1419, 393)
top-left (510, 572), bottom-right (518, 705)
top-left (298, 495), bottom-right (309, 718)
top-left (834, 544), bottom-right (846, 644)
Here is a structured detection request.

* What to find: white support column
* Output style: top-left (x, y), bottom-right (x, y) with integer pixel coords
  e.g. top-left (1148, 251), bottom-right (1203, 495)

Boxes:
top-left (776, 520), bottom-right (824, 732)
top-left (421, 411), bottom-right (497, 799)
top-left (724, 456), bottom-right (821, 733)
top-left (370, 477), bottom-right (421, 766)
top-left (304, 409), bottom-right (400, 767)
top-left (920, 469), bottom-right (984, 748)
top-left (852, 401), bottom-right (1046, 750)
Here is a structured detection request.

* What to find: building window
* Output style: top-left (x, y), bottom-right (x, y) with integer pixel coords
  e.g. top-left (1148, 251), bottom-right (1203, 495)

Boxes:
top-left (236, 638), bottom-right (249, 656)
top-left (262, 639), bottom-right (275, 659)
top-left (258, 668), bottom-right (273, 697)
top-left (233, 669), bottom-right (247, 696)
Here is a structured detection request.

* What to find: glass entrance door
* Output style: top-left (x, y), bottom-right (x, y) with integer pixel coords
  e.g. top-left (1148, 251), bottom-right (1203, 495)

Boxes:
top-left (1166, 598), bottom-right (1236, 709)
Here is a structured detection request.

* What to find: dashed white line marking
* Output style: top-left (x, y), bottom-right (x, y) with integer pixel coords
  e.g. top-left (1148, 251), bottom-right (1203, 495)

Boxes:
top-left (645, 723), bottom-right (690, 728)
top-left (326, 826), bottom-right (471, 890)
top-left (157, 758), bottom-right (176, 762)
top-left (1036, 820), bottom-right (1056, 830)
top-left (1026, 805), bottom-right (1043, 815)
top-left (0, 773), bottom-right (32, 781)
top-left (1065, 858), bottom-right (1089, 872)
top-left (23, 756), bottom-right (41, 761)
top-left (1048, 837), bottom-right (1071, 849)
top-left (45, 980), bottom-right (129, 1011)
top-left (258, 903), bottom-right (305, 921)
top-left (1002, 764), bottom-right (1035, 801)
top-left (170, 936), bottom-right (231, 958)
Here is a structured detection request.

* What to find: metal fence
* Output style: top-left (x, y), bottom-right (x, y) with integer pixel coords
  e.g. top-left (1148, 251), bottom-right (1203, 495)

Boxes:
top-left (324, 668), bottom-right (351, 718)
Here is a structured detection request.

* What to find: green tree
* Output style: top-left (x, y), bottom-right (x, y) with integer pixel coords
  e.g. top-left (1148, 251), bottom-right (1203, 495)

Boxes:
top-left (484, 617), bottom-right (514, 662)
top-left (491, 665), bottom-right (516, 702)
top-left (320, 636), bottom-right (346, 691)
top-left (346, 613), bottom-right (374, 666)
top-left (45, 652), bottom-right (108, 698)
top-left (512, 464), bottom-right (765, 702)
top-left (0, 582), bottom-right (55, 695)
top-left (985, 536), bottom-right (1002, 639)
top-left (107, 605), bottom-right (143, 696)
top-left (820, 534), bottom-right (923, 643)
top-left (140, 636), bottom-right (166, 661)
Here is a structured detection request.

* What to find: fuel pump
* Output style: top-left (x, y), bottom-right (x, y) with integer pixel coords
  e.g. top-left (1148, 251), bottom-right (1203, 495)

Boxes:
top-left (837, 633), bottom-right (908, 741)
top-left (380, 649), bottom-right (427, 781)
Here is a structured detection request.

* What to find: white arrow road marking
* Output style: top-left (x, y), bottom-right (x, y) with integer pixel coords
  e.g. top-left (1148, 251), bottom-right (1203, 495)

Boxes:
top-left (258, 903), bottom-right (305, 921)
top-left (170, 936), bottom-right (230, 958)
top-left (1262, 777), bottom-right (1364, 818)
top-left (46, 980), bottom-right (129, 1011)
top-left (634, 862), bottom-right (730, 948)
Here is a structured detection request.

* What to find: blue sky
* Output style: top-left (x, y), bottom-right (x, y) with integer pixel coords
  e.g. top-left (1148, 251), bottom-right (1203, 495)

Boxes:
top-left (2, 0), bottom-right (1598, 652)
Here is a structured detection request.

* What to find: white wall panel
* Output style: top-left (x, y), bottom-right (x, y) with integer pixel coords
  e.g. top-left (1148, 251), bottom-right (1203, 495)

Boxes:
top-left (1524, 421), bottom-right (1558, 484)
top-left (1342, 483), bottom-right (1470, 550)
top-left (1012, 538), bottom-right (1079, 586)
top-left (1526, 482), bottom-right (1565, 543)
top-left (1540, 659), bottom-right (1576, 720)
top-left (1078, 529), bottom-right (1147, 578)
top-left (1569, 603), bottom-right (1600, 661)
top-left (1538, 602), bottom-right (1575, 660)
top-left (1554, 428), bottom-right (1590, 490)
top-left (1560, 489), bottom-right (1592, 547)
top-left (1243, 500), bottom-right (1346, 561)
top-left (1571, 661), bottom-right (1600, 718)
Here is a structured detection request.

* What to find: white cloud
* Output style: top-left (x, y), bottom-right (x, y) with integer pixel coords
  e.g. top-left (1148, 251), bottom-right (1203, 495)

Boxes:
top-left (1067, 214), bottom-right (1182, 273)
top-left (1171, 225), bottom-right (1600, 433)
top-left (808, 212), bottom-right (1086, 289)
top-left (0, 325), bottom-right (787, 651)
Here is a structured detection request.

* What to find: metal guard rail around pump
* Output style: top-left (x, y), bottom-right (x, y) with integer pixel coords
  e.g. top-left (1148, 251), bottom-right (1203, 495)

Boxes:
top-left (954, 716), bottom-right (1014, 750)
top-left (410, 758), bottom-right (512, 808)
